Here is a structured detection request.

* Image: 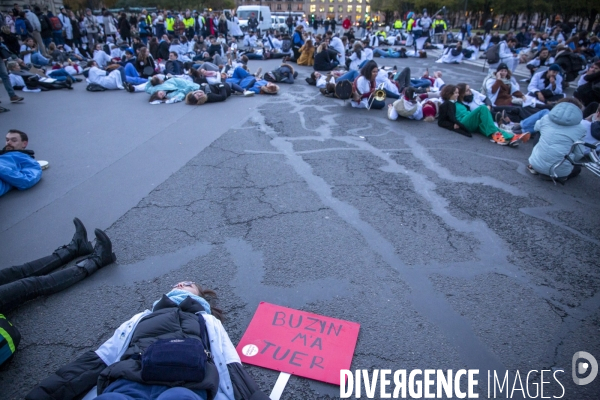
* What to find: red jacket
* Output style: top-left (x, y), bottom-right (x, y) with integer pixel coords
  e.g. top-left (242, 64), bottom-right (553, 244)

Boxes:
top-left (342, 19), bottom-right (351, 29)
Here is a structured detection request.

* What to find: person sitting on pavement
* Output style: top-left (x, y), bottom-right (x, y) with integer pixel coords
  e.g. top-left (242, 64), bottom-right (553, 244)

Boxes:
top-left (526, 47), bottom-right (554, 78)
top-left (437, 84), bottom-right (472, 137)
top-left (527, 63), bottom-right (565, 104)
top-left (527, 98), bottom-right (587, 182)
top-left (164, 51), bottom-right (184, 75)
top-left (350, 61), bottom-right (385, 110)
top-left (0, 218), bottom-right (115, 367)
top-left (483, 63), bottom-right (535, 122)
top-left (19, 37), bottom-right (51, 67)
top-left (489, 37), bottom-right (519, 72)
top-left (297, 38), bottom-right (314, 66)
top-left (313, 42), bottom-right (339, 71)
top-left (25, 280), bottom-right (269, 400)
top-left (134, 46), bottom-right (156, 79)
top-left (447, 83), bottom-right (530, 146)
top-left (0, 129), bottom-right (42, 197)
top-left (574, 60), bottom-right (600, 107)
top-left (92, 43), bottom-right (112, 69)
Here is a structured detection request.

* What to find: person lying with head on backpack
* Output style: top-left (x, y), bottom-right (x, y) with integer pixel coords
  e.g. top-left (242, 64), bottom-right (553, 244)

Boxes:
top-left (25, 281), bottom-right (270, 400)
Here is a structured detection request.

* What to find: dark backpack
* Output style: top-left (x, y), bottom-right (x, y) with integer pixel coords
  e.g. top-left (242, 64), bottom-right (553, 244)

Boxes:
top-left (485, 43), bottom-right (500, 64)
top-left (0, 314), bottom-right (21, 367)
top-left (39, 15), bottom-right (50, 32)
top-left (555, 52), bottom-right (586, 82)
top-left (15, 19), bottom-right (27, 36)
top-left (281, 39), bottom-right (292, 53)
top-left (49, 16), bottom-right (63, 31)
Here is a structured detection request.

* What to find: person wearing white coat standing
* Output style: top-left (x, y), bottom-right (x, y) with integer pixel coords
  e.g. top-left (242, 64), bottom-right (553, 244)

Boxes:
top-left (58, 7), bottom-right (73, 45)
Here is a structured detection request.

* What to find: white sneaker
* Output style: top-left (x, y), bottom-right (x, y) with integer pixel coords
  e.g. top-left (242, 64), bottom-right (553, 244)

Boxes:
top-left (243, 90), bottom-right (254, 97)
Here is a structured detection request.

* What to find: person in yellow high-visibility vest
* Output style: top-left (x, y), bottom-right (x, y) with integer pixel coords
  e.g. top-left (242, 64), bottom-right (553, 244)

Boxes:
top-left (166, 12), bottom-right (175, 35)
top-left (183, 11), bottom-right (195, 39)
top-left (393, 19), bottom-right (403, 30)
top-left (432, 15), bottom-right (447, 44)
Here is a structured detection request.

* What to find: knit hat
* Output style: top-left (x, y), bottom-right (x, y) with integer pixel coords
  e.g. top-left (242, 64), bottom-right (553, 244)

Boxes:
top-left (549, 64), bottom-right (561, 72)
top-left (497, 63), bottom-right (509, 71)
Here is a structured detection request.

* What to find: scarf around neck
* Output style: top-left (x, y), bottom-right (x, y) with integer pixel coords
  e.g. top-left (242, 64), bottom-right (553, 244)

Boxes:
top-left (152, 289), bottom-right (212, 314)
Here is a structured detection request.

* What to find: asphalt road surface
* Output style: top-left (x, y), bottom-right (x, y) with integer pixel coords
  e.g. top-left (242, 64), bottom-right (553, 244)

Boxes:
top-left (1, 53), bottom-right (599, 399)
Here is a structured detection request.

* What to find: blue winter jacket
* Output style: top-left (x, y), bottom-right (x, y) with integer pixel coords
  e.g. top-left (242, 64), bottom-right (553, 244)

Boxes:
top-left (528, 102), bottom-right (586, 177)
top-left (0, 151), bottom-right (42, 197)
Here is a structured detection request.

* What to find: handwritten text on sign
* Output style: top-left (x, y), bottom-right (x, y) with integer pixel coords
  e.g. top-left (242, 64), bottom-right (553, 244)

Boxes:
top-left (236, 302), bottom-right (360, 385)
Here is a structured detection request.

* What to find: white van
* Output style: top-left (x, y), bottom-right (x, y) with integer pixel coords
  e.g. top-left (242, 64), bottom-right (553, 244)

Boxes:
top-left (271, 16), bottom-right (287, 33)
top-left (236, 6), bottom-right (271, 32)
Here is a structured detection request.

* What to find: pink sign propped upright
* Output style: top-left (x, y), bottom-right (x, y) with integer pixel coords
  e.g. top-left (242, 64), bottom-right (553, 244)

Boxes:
top-left (236, 302), bottom-right (360, 385)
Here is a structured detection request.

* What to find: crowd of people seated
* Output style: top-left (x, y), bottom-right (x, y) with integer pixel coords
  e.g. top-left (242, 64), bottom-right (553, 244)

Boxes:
top-left (1, 6), bottom-right (599, 183)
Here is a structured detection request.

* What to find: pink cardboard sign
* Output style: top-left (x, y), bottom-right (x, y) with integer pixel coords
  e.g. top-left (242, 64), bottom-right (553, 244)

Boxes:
top-left (236, 302), bottom-right (360, 385)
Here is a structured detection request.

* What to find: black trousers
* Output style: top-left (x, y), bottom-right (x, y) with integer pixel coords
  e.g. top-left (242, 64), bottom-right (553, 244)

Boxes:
top-left (0, 254), bottom-right (88, 314)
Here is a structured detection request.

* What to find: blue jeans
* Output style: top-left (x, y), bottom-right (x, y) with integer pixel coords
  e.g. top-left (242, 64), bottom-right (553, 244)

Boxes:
top-left (410, 78), bottom-right (431, 88)
top-left (373, 48), bottom-right (400, 58)
top-left (53, 30), bottom-right (64, 45)
top-left (124, 63), bottom-right (148, 84)
top-left (384, 89), bottom-right (400, 99)
top-left (96, 379), bottom-right (207, 400)
top-left (226, 67), bottom-right (255, 89)
top-left (47, 68), bottom-right (75, 81)
top-left (337, 70), bottom-right (359, 83)
top-left (31, 52), bottom-right (50, 66)
top-left (520, 109), bottom-right (549, 133)
top-left (0, 57), bottom-right (16, 98)
top-left (245, 53), bottom-right (263, 60)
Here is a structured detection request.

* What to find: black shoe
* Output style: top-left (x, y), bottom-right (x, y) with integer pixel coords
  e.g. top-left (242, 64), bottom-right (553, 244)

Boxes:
top-left (54, 217), bottom-right (94, 261)
top-left (77, 228), bottom-right (116, 274)
top-left (74, 78), bottom-right (83, 82)
top-left (293, 71), bottom-right (298, 78)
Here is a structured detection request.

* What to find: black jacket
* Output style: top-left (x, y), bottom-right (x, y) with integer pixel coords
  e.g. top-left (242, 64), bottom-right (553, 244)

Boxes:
top-left (314, 49), bottom-right (337, 71)
top-left (26, 295), bottom-right (270, 400)
top-left (157, 41), bottom-right (170, 60)
top-left (165, 59), bottom-right (184, 75)
top-left (438, 101), bottom-right (472, 137)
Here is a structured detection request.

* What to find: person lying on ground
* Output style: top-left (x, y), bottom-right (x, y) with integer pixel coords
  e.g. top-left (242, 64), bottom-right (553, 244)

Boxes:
top-left (185, 83), bottom-right (230, 105)
top-left (0, 129), bottom-right (42, 197)
top-left (0, 218), bottom-right (115, 368)
top-left (146, 76), bottom-right (200, 104)
top-left (25, 281), bottom-right (270, 400)
top-left (263, 63), bottom-right (297, 84)
top-left (387, 87), bottom-right (433, 121)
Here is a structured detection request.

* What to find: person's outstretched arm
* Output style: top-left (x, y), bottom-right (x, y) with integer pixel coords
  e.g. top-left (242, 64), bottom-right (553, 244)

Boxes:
top-left (26, 311), bottom-right (149, 400)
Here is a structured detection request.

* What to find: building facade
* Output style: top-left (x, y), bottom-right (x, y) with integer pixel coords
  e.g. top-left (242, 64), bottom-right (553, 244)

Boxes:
top-left (236, 0), bottom-right (371, 24)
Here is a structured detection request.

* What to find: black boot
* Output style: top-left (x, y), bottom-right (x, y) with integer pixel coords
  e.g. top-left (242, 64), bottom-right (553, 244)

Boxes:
top-left (77, 229), bottom-right (116, 275)
top-left (53, 218), bottom-right (94, 263)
